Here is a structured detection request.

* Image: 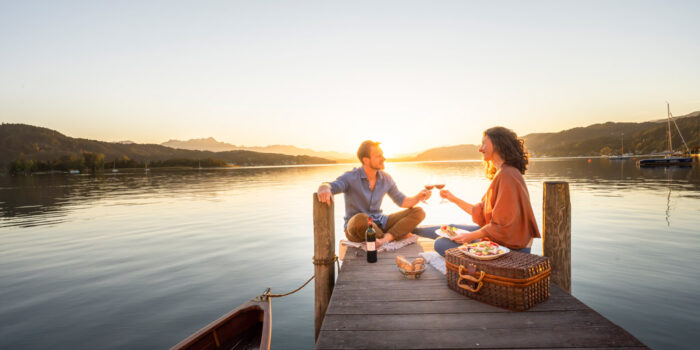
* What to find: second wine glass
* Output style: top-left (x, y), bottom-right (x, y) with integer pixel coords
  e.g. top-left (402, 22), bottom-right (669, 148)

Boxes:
top-left (434, 176), bottom-right (447, 203)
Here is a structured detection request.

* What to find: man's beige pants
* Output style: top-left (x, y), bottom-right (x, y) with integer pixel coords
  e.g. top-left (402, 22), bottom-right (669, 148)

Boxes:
top-left (345, 207), bottom-right (425, 242)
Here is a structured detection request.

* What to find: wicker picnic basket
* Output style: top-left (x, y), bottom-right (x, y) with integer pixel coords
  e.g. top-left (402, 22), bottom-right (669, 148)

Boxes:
top-left (445, 248), bottom-right (551, 311)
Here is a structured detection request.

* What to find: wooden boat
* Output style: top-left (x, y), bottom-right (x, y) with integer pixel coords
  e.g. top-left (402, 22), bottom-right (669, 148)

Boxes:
top-left (171, 292), bottom-right (271, 350)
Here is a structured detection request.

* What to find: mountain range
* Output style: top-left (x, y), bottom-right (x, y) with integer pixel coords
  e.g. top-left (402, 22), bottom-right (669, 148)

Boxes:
top-left (161, 138), bottom-right (354, 160)
top-left (523, 111), bottom-right (700, 157)
top-left (2, 110), bottom-right (699, 171)
top-left (396, 111), bottom-right (700, 160)
top-left (0, 124), bottom-right (333, 168)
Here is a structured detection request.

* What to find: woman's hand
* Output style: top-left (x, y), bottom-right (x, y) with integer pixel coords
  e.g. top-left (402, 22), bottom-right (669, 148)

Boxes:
top-left (451, 232), bottom-right (473, 244)
top-left (439, 189), bottom-right (456, 203)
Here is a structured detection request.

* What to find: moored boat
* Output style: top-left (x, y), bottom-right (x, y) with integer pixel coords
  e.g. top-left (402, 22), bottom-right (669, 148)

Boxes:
top-left (637, 103), bottom-right (693, 167)
top-left (609, 153), bottom-right (633, 160)
top-left (638, 156), bottom-right (692, 167)
top-left (609, 133), bottom-right (633, 160)
top-left (171, 292), bottom-right (271, 350)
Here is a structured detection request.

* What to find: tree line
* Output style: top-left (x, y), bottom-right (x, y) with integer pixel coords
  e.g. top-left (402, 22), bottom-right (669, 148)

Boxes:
top-left (7, 153), bottom-right (228, 175)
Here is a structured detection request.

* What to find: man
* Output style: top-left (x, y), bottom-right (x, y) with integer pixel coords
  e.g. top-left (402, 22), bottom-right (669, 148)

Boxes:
top-left (317, 140), bottom-right (430, 246)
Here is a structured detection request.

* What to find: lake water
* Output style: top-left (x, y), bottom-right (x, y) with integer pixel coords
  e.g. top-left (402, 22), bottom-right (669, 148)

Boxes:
top-left (1, 158), bottom-right (699, 349)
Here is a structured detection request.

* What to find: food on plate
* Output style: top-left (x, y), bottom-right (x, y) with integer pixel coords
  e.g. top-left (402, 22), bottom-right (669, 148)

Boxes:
top-left (459, 241), bottom-right (507, 257)
top-left (395, 255), bottom-right (414, 271)
top-left (439, 225), bottom-right (459, 238)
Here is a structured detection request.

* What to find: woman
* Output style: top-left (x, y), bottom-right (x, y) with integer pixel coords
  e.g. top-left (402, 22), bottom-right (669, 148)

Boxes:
top-left (417, 126), bottom-right (540, 256)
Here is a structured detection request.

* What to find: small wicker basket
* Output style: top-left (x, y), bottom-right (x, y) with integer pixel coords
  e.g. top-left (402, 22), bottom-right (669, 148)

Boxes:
top-left (398, 266), bottom-right (426, 279)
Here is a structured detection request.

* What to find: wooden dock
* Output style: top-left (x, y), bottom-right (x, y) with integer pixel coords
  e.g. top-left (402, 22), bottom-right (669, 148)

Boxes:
top-left (315, 243), bottom-right (648, 349)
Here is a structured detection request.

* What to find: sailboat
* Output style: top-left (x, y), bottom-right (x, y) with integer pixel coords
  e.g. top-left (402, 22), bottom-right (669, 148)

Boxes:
top-left (112, 160), bottom-right (119, 173)
top-left (609, 133), bottom-right (633, 160)
top-left (638, 103), bottom-right (693, 167)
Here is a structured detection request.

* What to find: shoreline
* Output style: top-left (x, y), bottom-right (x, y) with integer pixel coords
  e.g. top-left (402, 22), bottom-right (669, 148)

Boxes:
top-left (2, 154), bottom-right (695, 176)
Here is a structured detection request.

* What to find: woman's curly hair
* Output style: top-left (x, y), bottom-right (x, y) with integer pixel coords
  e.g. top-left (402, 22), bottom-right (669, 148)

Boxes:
top-left (483, 126), bottom-right (529, 180)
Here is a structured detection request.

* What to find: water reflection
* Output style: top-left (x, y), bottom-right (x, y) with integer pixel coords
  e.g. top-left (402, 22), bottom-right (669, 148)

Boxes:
top-left (4, 158), bottom-right (696, 228)
top-left (0, 167), bottom-right (339, 228)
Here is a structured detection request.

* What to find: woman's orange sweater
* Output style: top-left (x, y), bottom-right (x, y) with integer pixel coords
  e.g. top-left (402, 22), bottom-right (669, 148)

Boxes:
top-left (471, 165), bottom-right (541, 249)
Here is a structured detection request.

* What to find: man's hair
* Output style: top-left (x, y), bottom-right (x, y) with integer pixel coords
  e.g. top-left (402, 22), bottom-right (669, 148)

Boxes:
top-left (357, 140), bottom-right (381, 163)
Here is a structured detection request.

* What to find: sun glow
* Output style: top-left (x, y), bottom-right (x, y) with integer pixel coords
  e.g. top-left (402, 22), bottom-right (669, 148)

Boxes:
top-left (375, 138), bottom-right (414, 159)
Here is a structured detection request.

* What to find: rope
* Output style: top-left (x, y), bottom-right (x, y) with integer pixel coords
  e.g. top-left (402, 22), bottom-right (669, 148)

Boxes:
top-left (260, 254), bottom-right (340, 299)
top-left (312, 255), bottom-right (338, 265)
top-left (313, 255), bottom-right (340, 272)
top-left (266, 275), bottom-right (315, 298)
top-left (670, 111), bottom-right (691, 153)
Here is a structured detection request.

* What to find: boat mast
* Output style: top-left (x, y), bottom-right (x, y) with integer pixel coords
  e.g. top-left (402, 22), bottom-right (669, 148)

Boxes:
top-left (667, 102), bottom-right (673, 153)
top-left (621, 133), bottom-right (624, 154)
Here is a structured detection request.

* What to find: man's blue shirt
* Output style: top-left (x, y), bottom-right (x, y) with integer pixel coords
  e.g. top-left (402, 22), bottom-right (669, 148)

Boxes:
top-left (328, 167), bottom-right (406, 230)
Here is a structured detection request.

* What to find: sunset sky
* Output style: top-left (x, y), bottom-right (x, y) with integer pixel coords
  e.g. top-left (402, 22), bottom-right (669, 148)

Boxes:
top-left (1, 0), bottom-right (699, 157)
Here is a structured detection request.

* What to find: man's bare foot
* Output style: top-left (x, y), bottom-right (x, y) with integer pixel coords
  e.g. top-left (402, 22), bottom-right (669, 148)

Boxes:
top-left (376, 233), bottom-right (395, 247)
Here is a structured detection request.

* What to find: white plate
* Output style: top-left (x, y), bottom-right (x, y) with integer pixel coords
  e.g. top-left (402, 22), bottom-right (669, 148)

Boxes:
top-left (434, 227), bottom-right (470, 239)
top-left (458, 244), bottom-right (510, 260)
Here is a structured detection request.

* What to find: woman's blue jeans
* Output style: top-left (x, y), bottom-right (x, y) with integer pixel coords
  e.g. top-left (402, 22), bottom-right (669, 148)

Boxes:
top-left (412, 224), bottom-right (532, 256)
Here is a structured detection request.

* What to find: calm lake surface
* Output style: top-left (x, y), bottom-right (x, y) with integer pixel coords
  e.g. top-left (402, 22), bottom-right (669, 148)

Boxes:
top-left (1, 158), bottom-right (699, 349)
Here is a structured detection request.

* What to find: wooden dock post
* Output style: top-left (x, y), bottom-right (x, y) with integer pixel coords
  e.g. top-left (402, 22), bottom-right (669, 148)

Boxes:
top-left (312, 193), bottom-right (335, 341)
top-left (542, 181), bottom-right (571, 293)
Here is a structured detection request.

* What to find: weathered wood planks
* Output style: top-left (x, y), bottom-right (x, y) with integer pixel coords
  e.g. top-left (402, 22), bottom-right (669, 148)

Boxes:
top-left (316, 245), bottom-right (647, 349)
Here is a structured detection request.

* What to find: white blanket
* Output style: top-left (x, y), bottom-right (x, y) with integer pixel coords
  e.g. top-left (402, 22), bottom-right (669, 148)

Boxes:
top-left (340, 236), bottom-right (448, 275)
top-left (419, 251), bottom-right (447, 275)
top-left (340, 234), bottom-right (418, 252)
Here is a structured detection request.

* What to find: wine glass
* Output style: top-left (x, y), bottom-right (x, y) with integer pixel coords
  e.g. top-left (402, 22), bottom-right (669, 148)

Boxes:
top-left (434, 176), bottom-right (447, 203)
top-left (422, 176), bottom-right (435, 204)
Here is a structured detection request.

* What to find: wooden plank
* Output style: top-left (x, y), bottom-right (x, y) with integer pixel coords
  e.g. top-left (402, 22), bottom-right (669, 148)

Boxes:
top-left (335, 269), bottom-right (445, 282)
top-left (321, 309), bottom-right (623, 331)
top-left (325, 297), bottom-right (591, 315)
top-left (333, 279), bottom-right (573, 301)
top-left (525, 348), bottom-right (647, 350)
top-left (329, 285), bottom-right (573, 303)
top-left (316, 326), bottom-right (645, 349)
top-left (342, 245), bottom-right (422, 260)
top-left (342, 255), bottom-right (424, 265)
top-left (333, 279), bottom-right (446, 291)
top-left (329, 286), bottom-right (467, 302)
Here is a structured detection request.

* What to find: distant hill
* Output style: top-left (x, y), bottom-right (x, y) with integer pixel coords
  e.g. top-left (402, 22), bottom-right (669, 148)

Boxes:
top-left (0, 124), bottom-right (334, 169)
top-left (162, 137), bottom-right (354, 160)
top-left (404, 111), bottom-right (700, 160)
top-left (162, 137), bottom-right (239, 152)
top-left (523, 112), bottom-right (700, 157)
top-left (413, 145), bottom-right (481, 161)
